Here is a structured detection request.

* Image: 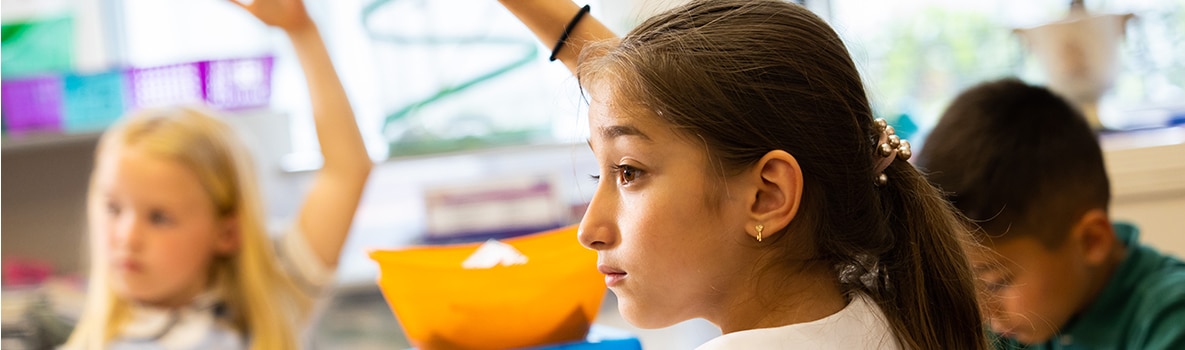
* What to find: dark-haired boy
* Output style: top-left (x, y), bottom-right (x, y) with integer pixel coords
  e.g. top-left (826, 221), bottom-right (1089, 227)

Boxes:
top-left (918, 78), bottom-right (1185, 349)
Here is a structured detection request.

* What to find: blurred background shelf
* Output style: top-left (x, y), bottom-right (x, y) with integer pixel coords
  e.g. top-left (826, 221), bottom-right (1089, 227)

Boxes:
top-left (1, 131), bottom-right (103, 152)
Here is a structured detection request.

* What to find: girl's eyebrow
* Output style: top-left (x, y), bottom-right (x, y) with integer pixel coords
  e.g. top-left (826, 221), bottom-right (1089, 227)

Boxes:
top-left (601, 124), bottom-right (651, 142)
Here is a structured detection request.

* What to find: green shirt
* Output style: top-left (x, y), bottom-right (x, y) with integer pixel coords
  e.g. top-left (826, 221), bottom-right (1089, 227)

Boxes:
top-left (997, 223), bottom-right (1185, 350)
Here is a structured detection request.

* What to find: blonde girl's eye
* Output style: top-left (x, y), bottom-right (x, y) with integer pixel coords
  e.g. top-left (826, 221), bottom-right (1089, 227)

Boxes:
top-left (149, 209), bottom-right (175, 227)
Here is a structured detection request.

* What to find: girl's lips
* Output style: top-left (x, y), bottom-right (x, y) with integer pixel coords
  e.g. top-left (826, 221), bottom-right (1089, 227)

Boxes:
top-left (117, 259), bottom-right (142, 273)
top-left (597, 265), bottom-right (625, 275)
top-left (598, 265), bottom-right (626, 287)
top-left (604, 273), bottom-right (626, 287)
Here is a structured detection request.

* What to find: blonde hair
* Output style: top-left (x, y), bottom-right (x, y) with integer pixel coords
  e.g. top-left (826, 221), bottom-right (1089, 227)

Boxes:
top-left (66, 106), bottom-right (311, 349)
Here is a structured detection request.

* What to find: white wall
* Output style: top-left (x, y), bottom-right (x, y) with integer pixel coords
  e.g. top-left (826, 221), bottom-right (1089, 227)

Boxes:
top-left (1103, 127), bottom-right (1185, 257)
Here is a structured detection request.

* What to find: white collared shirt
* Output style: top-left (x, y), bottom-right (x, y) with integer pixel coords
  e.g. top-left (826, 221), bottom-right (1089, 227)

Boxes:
top-left (696, 294), bottom-right (901, 350)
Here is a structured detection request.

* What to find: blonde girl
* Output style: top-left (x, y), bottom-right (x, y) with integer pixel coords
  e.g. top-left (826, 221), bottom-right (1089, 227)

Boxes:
top-left (65, 0), bottom-right (372, 348)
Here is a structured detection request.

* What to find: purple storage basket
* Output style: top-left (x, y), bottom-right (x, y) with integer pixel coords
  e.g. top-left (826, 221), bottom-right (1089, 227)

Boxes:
top-left (1, 75), bottom-right (63, 134)
top-left (204, 56), bottom-right (273, 110)
top-left (126, 62), bottom-right (204, 111)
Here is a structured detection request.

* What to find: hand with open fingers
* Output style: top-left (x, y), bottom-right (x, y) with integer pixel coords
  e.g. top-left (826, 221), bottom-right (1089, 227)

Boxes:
top-left (230, 0), bottom-right (314, 32)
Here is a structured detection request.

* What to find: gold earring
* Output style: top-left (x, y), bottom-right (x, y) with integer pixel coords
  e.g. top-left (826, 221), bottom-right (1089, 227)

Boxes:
top-left (755, 224), bottom-right (764, 242)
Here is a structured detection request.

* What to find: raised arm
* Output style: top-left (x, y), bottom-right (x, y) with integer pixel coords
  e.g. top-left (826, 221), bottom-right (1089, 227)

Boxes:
top-left (234, 0), bottom-right (373, 267)
top-left (498, 0), bottom-right (618, 74)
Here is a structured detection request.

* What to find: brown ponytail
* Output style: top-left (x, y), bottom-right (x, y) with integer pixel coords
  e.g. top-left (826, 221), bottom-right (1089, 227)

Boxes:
top-left (870, 160), bottom-right (987, 349)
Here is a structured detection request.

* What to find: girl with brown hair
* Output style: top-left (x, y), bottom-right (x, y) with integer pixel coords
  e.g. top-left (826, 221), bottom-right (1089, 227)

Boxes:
top-left (500, 0), bottom-right (989, 348)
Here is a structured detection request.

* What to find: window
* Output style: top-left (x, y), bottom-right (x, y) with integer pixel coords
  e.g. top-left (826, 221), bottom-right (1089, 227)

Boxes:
top-left (829, 0), bottom-right (1184, 136)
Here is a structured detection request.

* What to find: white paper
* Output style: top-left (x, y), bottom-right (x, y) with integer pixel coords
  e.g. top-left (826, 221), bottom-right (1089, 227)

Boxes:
top-left (461, 239), bottom-right (529, 269)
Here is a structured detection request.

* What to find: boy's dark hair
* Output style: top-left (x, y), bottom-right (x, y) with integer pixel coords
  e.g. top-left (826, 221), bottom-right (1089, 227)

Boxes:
top-left (917, 78), bottom-right (1111, 247)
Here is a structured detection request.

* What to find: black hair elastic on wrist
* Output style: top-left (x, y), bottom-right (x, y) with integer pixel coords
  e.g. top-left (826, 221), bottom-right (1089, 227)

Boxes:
top-left (549, 4), bottom-right (591, 62)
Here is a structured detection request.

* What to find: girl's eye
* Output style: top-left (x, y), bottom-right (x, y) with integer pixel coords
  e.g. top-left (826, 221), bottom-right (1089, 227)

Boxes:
top-left (591, 164), bottom-right (645, 186)
top-left (617, 165), bottom-right (641, 185)
top-left (149, 210), bottom-right (174, 227)
top-left (106, 202), bottom-right (121, 216)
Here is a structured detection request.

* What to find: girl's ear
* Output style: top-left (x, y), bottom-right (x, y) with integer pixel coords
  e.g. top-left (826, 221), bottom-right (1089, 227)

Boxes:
top-left (744, 150), bottom-right (804, 241)
top-left (215, 216), bottom-right (241, 256)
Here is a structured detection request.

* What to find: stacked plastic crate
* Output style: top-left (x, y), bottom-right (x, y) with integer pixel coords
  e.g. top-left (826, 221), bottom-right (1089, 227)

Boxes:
top-left (1, 56), bottom-right (274, 135)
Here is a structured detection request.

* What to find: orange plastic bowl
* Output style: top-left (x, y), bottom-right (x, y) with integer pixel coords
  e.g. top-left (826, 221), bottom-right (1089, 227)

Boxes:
top-left (369, 225), bottom-right (606, 350)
